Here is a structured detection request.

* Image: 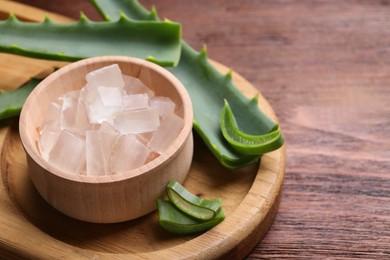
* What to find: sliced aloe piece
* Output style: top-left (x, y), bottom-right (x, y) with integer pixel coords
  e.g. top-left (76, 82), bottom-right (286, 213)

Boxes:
top-left (157, 199), bottom-right (225, 235)
top-left (90, 0), bottom-right (279, 168)
top-left (0, 13), bottom-right (181, 66)
top-left (220, 100), bottom-right (284, 155)
top-left (0, 79), bottom-right (40, 121)
top-left (166, 180), bottom-right (221, 221)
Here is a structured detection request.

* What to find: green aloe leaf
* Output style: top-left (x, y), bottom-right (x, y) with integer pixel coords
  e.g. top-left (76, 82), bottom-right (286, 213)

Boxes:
top-left (0, 79), bottom-right (40, 121)
top-left (157, 199), bottom-right (225, 235)
top-left (0, 13), bottom-right (181, 66)
top-left (91, 0), bottom-right (281, 168)
top-left (166, 180), bottom-right (222, 221)
top-left (220, 100), bottom-right (284, 155)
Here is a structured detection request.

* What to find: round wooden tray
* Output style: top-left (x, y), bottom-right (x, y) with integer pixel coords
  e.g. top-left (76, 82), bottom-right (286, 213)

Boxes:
top-left (0, 61), bottom-right (285, 259)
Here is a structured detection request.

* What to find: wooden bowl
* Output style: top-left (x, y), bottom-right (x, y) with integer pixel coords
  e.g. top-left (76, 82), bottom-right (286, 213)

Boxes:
top-left (19, 56), bottom-right (194, 223)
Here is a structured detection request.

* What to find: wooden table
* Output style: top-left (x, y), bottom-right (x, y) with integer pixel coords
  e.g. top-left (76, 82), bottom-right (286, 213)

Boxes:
top-left (9, 0), bottom-right (390, 258)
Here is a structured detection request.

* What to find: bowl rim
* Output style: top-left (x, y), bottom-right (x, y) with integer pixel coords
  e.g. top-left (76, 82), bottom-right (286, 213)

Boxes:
top-left (19, 56), bottom-right (193, 184)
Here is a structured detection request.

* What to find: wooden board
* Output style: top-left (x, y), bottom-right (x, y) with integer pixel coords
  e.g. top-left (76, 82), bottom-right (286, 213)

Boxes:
top-left (0, 2), bottom-right (286, 259)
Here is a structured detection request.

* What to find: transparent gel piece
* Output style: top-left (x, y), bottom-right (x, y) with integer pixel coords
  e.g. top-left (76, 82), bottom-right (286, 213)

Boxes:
top-left (97, 86), bottom-right (123, 107)
top-left (136, 132), bottom-right (155, 145)
top-left (83, 85), bottom-right (122, 124)
top-left (110, 134), bottom-right (150, 173)
top-left (60, 90), bottom-right (80, 131)
top-left (74, 93), bottom-right (91, 135)
top-left (148, 112), bottom-right (184, 154)
top-left (113, 108), bottom-right (160, 134)
top-left (98, 121), bottom-right (118, 134)
top-left (150, 96), bottom-right (176, 117)
top-left (122, 74), bottom-right (155, 98)
top-left (39, 123), bottom-right (61, 161)
top-left (59, 90), bottom-right (91, 135)
top-left (86, 130), bottom-right (117, 176)
top-left (122, 94), bottom-right (149, 111)
top-left (42, 101), bottom-right (62, 127)
top-left (86, 64), bottom-right (124, 88)
top-left (48, 130), bottom-right (86, 174)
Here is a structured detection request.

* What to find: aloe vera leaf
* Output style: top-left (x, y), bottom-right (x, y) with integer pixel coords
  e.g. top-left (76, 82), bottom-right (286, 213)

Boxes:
top-left (166, 180), bottom-right (222, 221)
top-left (0, 13), bottom-right (181, 67)
top-left (91, 0), bottom-right (279, 168)
top-left (0, 78), bottom-right (40, 121)
top-left (220, 100), bottom-right (284, 155)
top-left (157, 199), bottom-right (225, 235)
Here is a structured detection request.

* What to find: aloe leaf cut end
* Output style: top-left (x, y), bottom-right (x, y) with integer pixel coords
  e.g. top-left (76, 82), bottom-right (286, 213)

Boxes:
top-left (166, 180), bottom-right (222, 221)
top-left (220, 100), bottom-right (284, 155)
top-left (157, 199), bottom-right (225, 235)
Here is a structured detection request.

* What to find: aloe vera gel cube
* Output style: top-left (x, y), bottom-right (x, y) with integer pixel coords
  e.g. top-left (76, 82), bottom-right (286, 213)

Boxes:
top-left (113, 108), bottom-right (160, 134)
top-left (39, 123), bottom-right (60, 161)
top-left (42, 101), bottom-right (62, 126)
top-left (86, 130), bottom-right (117, 176)
top-left (110, 134), bottom-right (150, 173)
top-left (123, 74), bottom-right (155, 97)
top-left (83, 85), bottom-right (123, 124)
top-left (148, 112), bottom-right (184, 154)
top-left (150, 96), bottom-right (175, 117)
top-left (122, 93), bottom-right (149, 110)
top-left (48, 130), bottom-right (86, 174)
top-left (60, 90), bottom-right (80, 130)
top-left (86, 64), bottom-right (124, 88)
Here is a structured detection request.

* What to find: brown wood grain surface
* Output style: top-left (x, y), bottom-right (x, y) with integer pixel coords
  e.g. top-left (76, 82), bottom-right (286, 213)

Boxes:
top-left (8, 0), bottom-right (390, 258)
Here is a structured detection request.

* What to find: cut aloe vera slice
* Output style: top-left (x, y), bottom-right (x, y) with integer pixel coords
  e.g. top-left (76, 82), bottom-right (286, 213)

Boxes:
top-left (157, 199), bottom-right (225, 235)
top-left (90, 0), bottom-right (280, 168)
top-left (220, 100), bottom-right (284, 155)
top-left (0, 13), bottom-right (181, 66)
top-left (0, 79), bottom-right (40, 121)
top-left (166, 180), bottom-right (222, 221)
